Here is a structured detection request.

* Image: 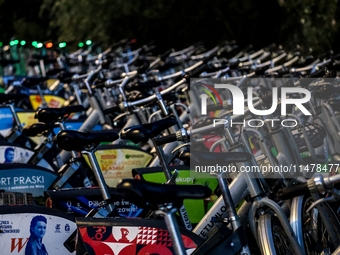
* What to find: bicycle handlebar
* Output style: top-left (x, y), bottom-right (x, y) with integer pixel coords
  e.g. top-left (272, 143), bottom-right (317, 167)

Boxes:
top-left (155, 133), bottom-right (177, 146)
top-left (103, 105), bottom-right (121, 115)
top-left (278, 183), bottom-right (309, 200)
top-left (278, 174), bottom-right (340, 200)
top-left (128, 78), bottom-right (187, 107)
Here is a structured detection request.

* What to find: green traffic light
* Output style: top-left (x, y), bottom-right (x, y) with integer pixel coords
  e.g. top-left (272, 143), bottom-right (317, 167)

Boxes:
top-left (20, 40), bottom-right (26, 46)
top-left (59, 42), bottom-right (66, 48)
top-left (9, 41), bottom-right (15, 46)
top-left (86, 40), bottom-right (92, 45)
top-left (0, 42), bottom-right (3, 47)
top-left (36, 43), bottom-right (43, 48)
top-left (79, 42), bottom-right (84, 47)
top-left (32, 41), bottom-right (38, 47)
top-left (14, 40), bottom-right (19, 44)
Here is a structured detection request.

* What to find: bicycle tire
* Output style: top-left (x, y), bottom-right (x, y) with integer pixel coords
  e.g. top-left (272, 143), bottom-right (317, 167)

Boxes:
top-left (258, 214), bottom-right (295, 255)
top-left (291, 195), bottom-right (340, 255)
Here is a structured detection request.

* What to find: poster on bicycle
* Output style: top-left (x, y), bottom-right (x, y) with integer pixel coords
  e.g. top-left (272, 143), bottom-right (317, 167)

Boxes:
top-left (0, 207), bottom-right (76, 254)
top-left (77, 219), bottom-right (200, 255)
top-left (86, 145), bottom-right (153, 187)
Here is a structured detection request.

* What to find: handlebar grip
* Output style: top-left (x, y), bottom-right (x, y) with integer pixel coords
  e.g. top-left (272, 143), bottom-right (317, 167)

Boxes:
top-left (57, 71), bottom-right (76, 83)
top-left (103, 105), bottom-right (121, 115)
top-left (186, 63), bottom-right (207, 78)
top-left (203, 49), bottom-right (219, 64)
top-left (92, 78), bottom-right (106, 88)
top-left (155, 133), bottom-right (177, 146)
top-left (318, 50), bottom-right (333, 60)
top-left (101, 56), bottom-right (114, 69)
top-left (137, 61), bottom-right (150, 74)
top-left (240, 44), bottom-right (253, 54)
top-left (277, 183), bottom-right (309, 200)
top-left (307, 67), bottom-right (328, 78)
top-left (207, 104), bottom-right (224, 112)
top-left (160, 49), bottom-right (175, 61)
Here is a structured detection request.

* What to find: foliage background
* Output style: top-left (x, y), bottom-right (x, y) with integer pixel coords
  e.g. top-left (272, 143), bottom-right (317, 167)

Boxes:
top-left (0, 0), bottom-right (339, 53)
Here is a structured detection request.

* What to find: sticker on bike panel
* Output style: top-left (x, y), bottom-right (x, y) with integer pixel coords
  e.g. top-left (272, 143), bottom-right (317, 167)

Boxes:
top-left (0, 213), bottom-right (76, 254)
top-left (0, 108), bottom-right (44, 145)
top-left (79, 226), bottom-right (196, 255)
top-left (51, 196), bottom-right (143, 218)
top-left (0, 166), bottom-right (70, 204)
top-left (85, 148), bottom-right (152, 187)
top-left (0, 107), bottom-right (14, 137)
top-left (0, 146), bottom-right (34, 164)
top-left (17, 111), bottom-right (44, 144)
top-left (29, 95), bottom-right (66, 110)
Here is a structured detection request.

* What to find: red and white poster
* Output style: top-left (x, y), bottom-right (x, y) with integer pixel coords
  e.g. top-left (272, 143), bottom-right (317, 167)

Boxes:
top-left (79, 225), bottom-right (197, 255)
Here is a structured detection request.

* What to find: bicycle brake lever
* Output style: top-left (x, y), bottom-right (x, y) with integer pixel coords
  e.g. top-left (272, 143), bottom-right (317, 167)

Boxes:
top-left (165, 169), bottom-right (179, 185)
top-left (113, 112), bottom-right (130, 122)
top-left (171, 142), bottom-right (190, 154)
top-left (306, 196), bottom-right (337, 213)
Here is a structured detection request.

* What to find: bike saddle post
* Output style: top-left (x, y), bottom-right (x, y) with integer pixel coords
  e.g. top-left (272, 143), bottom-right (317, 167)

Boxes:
top-left (209, 169), bottom-right (251, 255)
top-left (57, 120), bottom-right (79, 160)
top-left (82, 147), bottom-right (115, 214)
top-left (155, 204), bottom-right (186, 255)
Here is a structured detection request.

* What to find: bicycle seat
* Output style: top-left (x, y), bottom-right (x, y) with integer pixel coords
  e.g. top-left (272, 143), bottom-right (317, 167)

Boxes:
top-left (46, 68), bottom-right (66, 76)
top-left (32, 56), bottom-right (57, 64)
top-left (55, 130), bottom-right (119, 151)
top-left (117, 179), bottom-right (211, 208)
top-left (0, 59), bottom-right (19, 67)
top-left (125, 80), bottom-right (161, 92)
top-left (28, 59), bottom-right (40, 66)
top-left (23, 123), bottom-right (53, 137)
top-left (191, 149), bottom-right (252, 166)
top-left (120, 116), bottom-right (178, 144)
top-left (35, 105), bottom-right (85, 123)
top-left (0, 93), bottom-right (27, 104)
top-left (21, 77), bottom-right (49, 87)
top-left (31, 54), bottom-right (50, 60)
top-left (57, 71), bottom-right (77, 83)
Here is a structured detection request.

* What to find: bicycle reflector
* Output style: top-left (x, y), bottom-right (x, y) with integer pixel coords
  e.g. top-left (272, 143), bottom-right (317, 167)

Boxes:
top-left (46, 42), bottom-right (53, 48)
top-left (59, 42), bottom-right (67, 48)
top-left (20, 40), bottom-right (26, 46)
top-left (79, 42), bottom-right (84, 47)
top-left (86, 40), bottom-right (92, 45)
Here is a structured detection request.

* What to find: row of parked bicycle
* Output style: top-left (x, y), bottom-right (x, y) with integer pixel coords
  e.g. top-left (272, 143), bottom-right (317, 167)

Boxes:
top-left (1, 40), bottom-right (340, 255)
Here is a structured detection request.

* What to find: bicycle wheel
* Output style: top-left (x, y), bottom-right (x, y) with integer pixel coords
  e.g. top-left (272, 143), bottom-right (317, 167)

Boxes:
top-left (291, 195), bottom-right (340, 255)
top-left (258, 214), bottom-right (295, 255)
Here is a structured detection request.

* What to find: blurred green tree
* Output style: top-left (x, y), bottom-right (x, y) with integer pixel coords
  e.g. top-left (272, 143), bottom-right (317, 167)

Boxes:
top-left (0, 0), bottom-right (339, 54)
